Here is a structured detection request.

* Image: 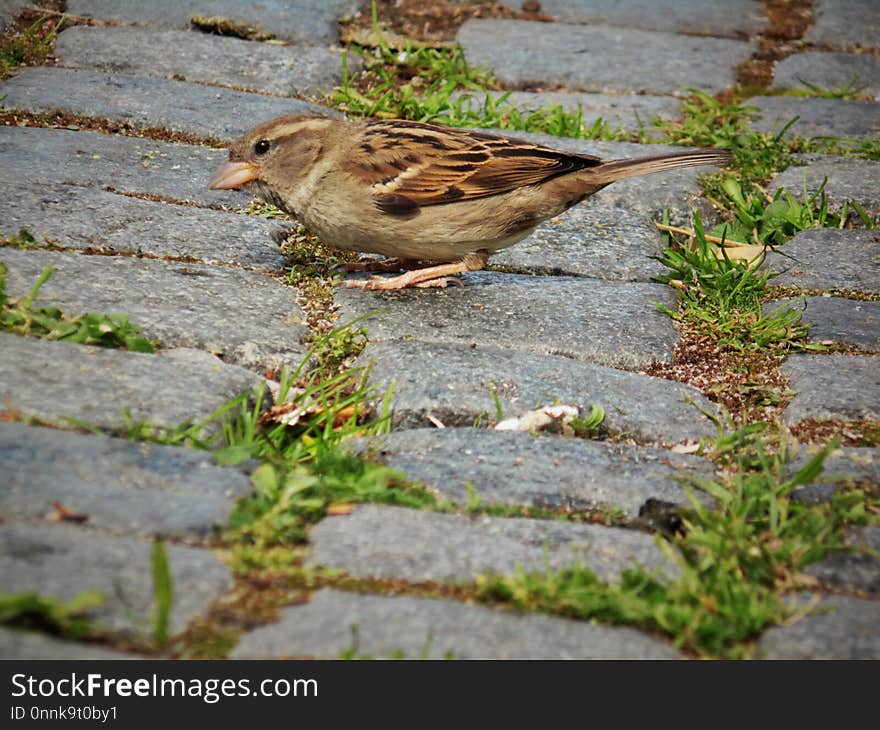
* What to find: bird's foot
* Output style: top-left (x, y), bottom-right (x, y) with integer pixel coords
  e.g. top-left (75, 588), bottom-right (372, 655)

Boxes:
top-left (341, 252), bottom-right (489, 291)
top-left (413, 276), bottom-right (464, 289)
top-left (342, 275), bottom-right (454, 290)
top-left (339, 257), bottom-right (420, 273)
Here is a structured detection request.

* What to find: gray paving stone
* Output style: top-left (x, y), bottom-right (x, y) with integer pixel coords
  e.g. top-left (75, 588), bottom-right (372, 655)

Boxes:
top-left (452, 90), bottom-right (681, 132)
top-left (458, 19), bottom-right (752, 96)
top-left (490, 204), bottom-right (669, 281)
top-left (0, 523), bottom-right (232, 638)
top-left (757, 593), bottom-right (879, 659)
top-left (771, 156), bottom-right (880, 215)
top-left (68, 0), bottom-right (360, 44)
top-left (338, 272), bottom-right (679, 371)
top-left (808, 0), bottom-right (880, 50)
top-left (781, 354), bottom-right (880, 424)
top-left (0, 67), bottom-right (339, 144)
top-left (772, 52), bottom-right (880, 99)
top-left (764, 228), bottom-right (879, 294)
top-left (0, 248), bottom-right (309, 372)
top-left (307, 504), bottom-right (680, 583)
top-left (0, 333), bottom-right (264, 435)
top-left (0, 421), bottom-right (252, 542)
top-left (762, 296), bottom-right (880, 351)
top-left (355, 340), bottom-right (719, 445)
top-left (0, 125), bottom-right (248, 209)
top-left (803, 525), bottom-right (880, 596)
top-left (790, 446), bottom-right (880, 503)
top-left (350, 428), bottom-right (712, 519)
top-left (747, 96), bottom-right (880, 140)
top-left (0, 180), bottom-right (286, 271)
top-left (55, 26), bottom-right (354, 98)
top-left (230, 588), bottom-right (680, 659)
top-left (848, 525), bottom-right (880, 552)
top-left (502, 0), bottom-right (765, 38)
top-left (0, 629), bottom-right (142, 659)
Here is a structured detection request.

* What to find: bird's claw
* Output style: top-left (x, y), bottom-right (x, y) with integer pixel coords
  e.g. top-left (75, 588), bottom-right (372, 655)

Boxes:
top-left (342, 274), bottom-right (463, 291)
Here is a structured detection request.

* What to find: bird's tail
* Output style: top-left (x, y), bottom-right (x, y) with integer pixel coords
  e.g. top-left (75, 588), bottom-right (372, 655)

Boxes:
top-left (592, 148), bottom-right (732, 184)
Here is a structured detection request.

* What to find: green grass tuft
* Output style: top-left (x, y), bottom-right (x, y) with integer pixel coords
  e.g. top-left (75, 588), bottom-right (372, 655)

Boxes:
top-left (0, 14), bottom-right (63, 80)
top-left (478, 425), bottom-right (874, 657)
top-left (0, 590), bottom-right (103, 640)
top-left (654, 211), bottom-right (816, 353)
top-left (0, 257), bottom-right (157, 352)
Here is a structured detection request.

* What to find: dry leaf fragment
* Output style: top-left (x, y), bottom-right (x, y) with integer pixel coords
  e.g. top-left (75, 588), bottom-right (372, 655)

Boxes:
top-left (47, 501), bottom-right (89, 524)
top-left (326, 503), bottom-right (354, 516)
top-left (190, 14), bottom-right (276, 42)
top-left (495, 405), bottom-right (579, 433)
top-left (0, 393), bottom-right (21, 422)
top-left (339, 25), bottom-right (452, 50)
top-left (670, 441), bottom-right (701, 454)
top-left (714, 243), bottom-right (766, 266)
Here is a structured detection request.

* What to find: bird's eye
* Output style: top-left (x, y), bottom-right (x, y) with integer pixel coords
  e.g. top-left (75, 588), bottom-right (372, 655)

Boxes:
top-left (254, 140), bottom-right (271, 155)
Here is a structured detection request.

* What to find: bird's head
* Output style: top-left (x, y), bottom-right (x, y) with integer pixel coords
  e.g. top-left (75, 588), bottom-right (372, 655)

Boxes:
top-left (208, 114), bottom-right (336, 194)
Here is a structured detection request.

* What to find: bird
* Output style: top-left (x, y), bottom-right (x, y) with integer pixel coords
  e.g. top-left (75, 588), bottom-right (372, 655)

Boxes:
top-left (209, 114), bottom-right (731, 290)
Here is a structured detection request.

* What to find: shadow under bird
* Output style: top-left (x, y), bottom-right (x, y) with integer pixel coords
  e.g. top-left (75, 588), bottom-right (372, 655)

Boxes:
top-left (209, 114), bottom-right (731, 290)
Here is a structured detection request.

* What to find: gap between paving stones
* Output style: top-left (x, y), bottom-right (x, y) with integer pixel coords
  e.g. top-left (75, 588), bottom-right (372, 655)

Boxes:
top-left (348, 428), bottom-right (714, 519)
top-left (229, 588), bottom-right (682, 659)
top-left (449, 89), bottom-right (682, 135)
top-left (53, 25), bottom-right (357, 100)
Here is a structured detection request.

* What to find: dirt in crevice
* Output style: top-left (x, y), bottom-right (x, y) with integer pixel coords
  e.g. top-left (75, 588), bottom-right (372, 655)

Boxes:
top-left (341, 0), bottom-right (553, 45)
top-left (646, 320), bottom-right (793, 425)
top-left (733, 0), bottom-right (815, 91)
top-left (788, 418), bottom-right (880, 447)
top-left (0, 108), bottom-right (225, 147)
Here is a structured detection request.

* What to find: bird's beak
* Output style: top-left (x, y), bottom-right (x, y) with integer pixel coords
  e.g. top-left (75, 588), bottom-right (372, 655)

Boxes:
top-left (208, 161), bottom-right (260, 190)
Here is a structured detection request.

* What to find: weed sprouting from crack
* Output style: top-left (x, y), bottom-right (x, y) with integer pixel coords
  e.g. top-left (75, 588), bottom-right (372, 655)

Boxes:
top-left (477, 424), bottom-right (878, 658)
top-left (0, 253), bottom-right (157, 352)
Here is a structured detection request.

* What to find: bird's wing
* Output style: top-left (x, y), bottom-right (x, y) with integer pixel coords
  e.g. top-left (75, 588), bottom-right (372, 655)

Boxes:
top-left (344, 120), bottom-right (602, 209)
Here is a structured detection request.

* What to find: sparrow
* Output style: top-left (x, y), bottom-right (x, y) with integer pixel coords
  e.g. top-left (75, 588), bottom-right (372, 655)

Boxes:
top-left (209, 114), bottom-right (731, 290)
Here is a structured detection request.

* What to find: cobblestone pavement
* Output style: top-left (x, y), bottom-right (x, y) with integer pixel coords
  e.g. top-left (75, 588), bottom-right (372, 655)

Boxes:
top-left (1, 0), bottom-right (878, 660)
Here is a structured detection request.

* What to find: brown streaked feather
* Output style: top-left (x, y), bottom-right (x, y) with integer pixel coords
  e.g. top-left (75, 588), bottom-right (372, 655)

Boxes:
top-left (347, 120), bottom-right (603, 209)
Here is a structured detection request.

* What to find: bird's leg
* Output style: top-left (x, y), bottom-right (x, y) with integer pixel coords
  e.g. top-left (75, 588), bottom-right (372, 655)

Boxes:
top-left (339, 257), bottom-right (422, 273)
top-left (343, 250), bottom-right (490, 291)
